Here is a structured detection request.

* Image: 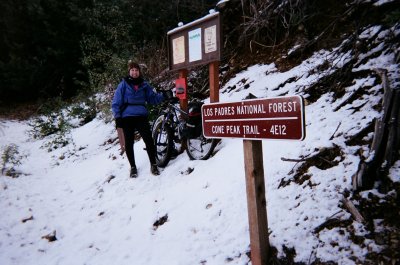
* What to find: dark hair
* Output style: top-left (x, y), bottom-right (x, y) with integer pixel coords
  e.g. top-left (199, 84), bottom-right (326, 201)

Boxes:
top-left (128, 60), bottom-right (141, 72)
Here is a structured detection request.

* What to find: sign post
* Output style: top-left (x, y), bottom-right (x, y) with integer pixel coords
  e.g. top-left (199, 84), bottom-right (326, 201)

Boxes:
top-left (167, 12), bottom-right (222, 151)
top-left (209, 61), bottom-right (219, 103)
top-left (202, 95), bottom-right (306, 265)
top-left (243, 139), bottom-right (269, 265)
top-left (167, 11), bottom-right (221, 107)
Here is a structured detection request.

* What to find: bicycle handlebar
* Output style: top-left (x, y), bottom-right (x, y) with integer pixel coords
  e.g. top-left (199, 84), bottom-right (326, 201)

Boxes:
top-left (161, 98), bottom-right (189, 116)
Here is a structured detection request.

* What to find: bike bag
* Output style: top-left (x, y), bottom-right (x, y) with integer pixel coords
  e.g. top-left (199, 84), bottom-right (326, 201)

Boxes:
top-left (186, 101), bottom-right (203, 138)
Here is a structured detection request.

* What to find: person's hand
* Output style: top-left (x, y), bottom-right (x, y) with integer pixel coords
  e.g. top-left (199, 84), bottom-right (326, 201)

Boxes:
top-left (169, 97), bottom-right (180, 104)
top-left (162, 90), bottom-right (173, 100)
top-left (115, 117), bottom-right (123, 128)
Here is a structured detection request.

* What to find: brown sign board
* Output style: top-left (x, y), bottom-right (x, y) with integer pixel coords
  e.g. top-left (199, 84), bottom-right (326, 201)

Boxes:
top-left (167, 12), bottom-right (221, 71)
top-left (202, 96), bottom-right (306, 140)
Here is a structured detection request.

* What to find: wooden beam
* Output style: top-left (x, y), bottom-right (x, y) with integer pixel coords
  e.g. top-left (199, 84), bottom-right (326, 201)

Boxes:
top-left (243, 140), bottom-right (269, 265)
top-left (209, 61), bottom-right (219, 103)
top-left (342, 198), bottom-right (365, 223)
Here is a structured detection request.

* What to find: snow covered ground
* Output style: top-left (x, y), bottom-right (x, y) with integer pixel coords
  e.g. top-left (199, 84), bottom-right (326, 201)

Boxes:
top-left (1, 25), bottom-right (399, 265)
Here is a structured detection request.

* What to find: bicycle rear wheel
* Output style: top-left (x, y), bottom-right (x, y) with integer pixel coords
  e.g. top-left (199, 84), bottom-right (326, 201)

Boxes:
top-left (186, 136), bottom-right (217, 160)
top-left (152, 117), bottom-right (174, 167)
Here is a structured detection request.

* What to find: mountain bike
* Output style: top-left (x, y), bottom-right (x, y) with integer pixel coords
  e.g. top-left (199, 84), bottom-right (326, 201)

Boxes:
top-left (152, 98), bottom-right (218, 167)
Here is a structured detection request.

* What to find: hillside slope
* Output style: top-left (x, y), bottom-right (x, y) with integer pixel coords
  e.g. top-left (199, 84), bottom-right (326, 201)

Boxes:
top-left (1, 7), bottom-right (399, 265)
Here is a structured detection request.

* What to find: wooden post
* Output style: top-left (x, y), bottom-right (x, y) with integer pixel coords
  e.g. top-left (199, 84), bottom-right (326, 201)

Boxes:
top-left (353, 69), bottom-right (400, 190)
top-left (179, 69), bottom-right (188, 111)
top-left (209, 61), bottom-right (219, 103)
top-left (243, 140), bottom-right (269, 265)
top-left (116, 128), bottom-right (125, 155)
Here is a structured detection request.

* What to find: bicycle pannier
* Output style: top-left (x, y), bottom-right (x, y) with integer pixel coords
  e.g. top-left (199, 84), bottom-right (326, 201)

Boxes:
top-left (186, 102), bottom-right (203, 138)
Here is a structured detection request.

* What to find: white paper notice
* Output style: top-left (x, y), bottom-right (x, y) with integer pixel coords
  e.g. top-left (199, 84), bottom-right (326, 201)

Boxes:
top-left (205, 25), bottom-right (217, 53)
top-left (172, 36), bottom-right (185, 65)
top-left (188, 28), bottom-right (202, 62)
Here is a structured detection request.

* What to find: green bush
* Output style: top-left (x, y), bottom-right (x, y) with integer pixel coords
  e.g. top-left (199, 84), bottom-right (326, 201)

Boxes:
top-left (29, 111), bottom-right (70, 139)
top-left (69, 97), bottom-right (98, 126)
top-left (1, 143), bottom-right (23, 178)
top-left (28, 98), bottom-right (73, 151)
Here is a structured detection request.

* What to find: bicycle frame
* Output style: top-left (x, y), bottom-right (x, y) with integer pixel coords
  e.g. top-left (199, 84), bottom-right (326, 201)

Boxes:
top-left (157, 103), bottom-right (188, 141)
top-left (152, 100), bottom-right (217, 167)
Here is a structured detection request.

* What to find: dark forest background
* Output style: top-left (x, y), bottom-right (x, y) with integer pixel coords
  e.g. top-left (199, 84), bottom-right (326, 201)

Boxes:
top-left (0, 0), bottom-right (399, 109)
top-left (0, 0), bottom-right (219, 104)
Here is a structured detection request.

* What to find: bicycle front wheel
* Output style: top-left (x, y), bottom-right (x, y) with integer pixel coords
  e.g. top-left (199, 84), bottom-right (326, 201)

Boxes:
top-left (186, 136), bottom-right (217, 160)
top-left (152, 117), bottom-right (174, 167)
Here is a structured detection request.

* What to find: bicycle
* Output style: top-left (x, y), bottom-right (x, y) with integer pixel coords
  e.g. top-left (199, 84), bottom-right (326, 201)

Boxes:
top-left (152, 98), bottom-right (218, 167)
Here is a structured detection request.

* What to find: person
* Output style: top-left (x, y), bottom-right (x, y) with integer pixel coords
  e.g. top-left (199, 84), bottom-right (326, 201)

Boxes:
top-left (112, 61), bottom-right (166, 178)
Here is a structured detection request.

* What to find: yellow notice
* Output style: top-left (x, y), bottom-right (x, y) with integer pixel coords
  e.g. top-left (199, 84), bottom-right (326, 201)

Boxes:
top-left (172, 36), bottom-right (185, 65)
top-left (204, 25), bottom-right (217, 53)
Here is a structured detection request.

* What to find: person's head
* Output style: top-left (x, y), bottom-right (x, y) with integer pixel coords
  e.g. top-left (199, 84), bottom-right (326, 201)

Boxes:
top-left (127, 61), bottom-right (141, 78)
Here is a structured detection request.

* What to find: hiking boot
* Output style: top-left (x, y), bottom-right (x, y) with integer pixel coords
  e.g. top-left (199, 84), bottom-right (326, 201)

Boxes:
top-left (130, 166), bottom-right (138, 178)
top-left (150, 164), bottom-right (160, 176)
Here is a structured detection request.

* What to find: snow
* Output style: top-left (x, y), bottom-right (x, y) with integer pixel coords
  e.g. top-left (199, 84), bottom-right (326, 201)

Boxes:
top-left (389, 161), bottom-right (400, 183)
top-left (373, 0), bottom-right (396, 6)
top-left (167, 11), bottom-right (219, 35)
top-left (1, 25), bottom-right (400, 265)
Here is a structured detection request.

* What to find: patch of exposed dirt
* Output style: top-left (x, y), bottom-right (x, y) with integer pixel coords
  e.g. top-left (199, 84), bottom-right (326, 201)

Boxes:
top-left (0, 102), bottom-right (40, 120)
top-left (278, 145), bottom-right (344, 189)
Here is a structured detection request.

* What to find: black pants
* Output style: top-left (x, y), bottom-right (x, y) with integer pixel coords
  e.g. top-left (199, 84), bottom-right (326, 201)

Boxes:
top-left (121, 116), bottom-right (157, 167)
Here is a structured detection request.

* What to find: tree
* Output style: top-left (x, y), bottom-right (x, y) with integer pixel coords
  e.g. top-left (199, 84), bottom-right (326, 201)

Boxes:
top-left (0, 0), bottom-right (92, 103)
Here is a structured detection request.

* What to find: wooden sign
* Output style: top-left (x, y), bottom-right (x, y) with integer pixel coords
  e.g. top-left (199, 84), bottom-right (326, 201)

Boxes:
top-left (167, 12), bottom-right (221, 71)
top-left (202, 96), bottom-right (306, 140)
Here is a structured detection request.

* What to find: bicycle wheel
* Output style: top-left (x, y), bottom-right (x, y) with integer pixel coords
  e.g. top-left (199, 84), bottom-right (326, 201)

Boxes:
top-left (152, 117), bottom-right (174, 167)
top-left (186, 136), bottom-right (217, 160)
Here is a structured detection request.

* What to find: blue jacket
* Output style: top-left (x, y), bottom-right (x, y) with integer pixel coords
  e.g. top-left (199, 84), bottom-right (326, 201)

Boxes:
top-left (112, 78), bottom-right (164, 118)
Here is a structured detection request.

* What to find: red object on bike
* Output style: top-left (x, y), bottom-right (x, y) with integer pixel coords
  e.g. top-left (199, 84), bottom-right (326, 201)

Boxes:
top-left (174, 78), bottom-right (187, 100)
